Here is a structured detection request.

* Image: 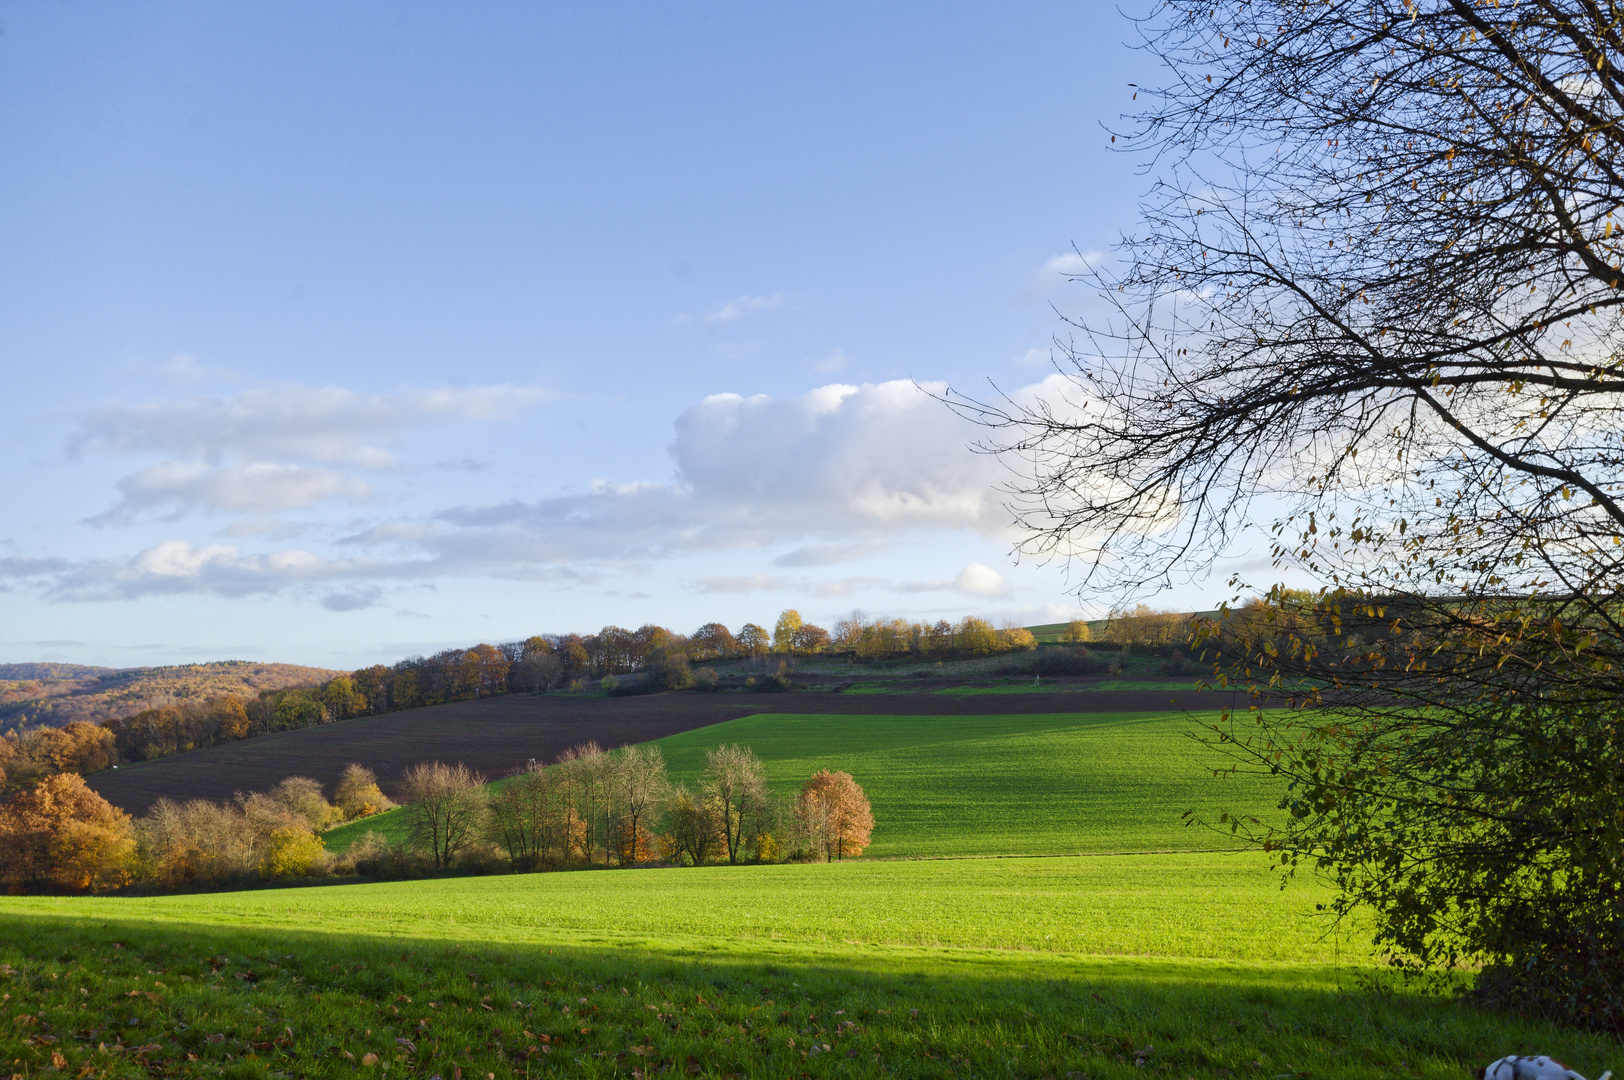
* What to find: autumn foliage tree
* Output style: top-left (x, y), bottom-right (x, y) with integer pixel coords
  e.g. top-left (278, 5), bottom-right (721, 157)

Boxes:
top-left (796, 770), bottom-right (874, 862)
top-left (0, 773), bottom-right (134, 892)
top-left (334, 763), bottom-right (395, 820)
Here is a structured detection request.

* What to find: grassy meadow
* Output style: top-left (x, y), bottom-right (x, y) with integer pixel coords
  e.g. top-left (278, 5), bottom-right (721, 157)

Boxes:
top-left (2, 857), bottom-right (1615, 1080)
top-left (328, 709), bottom-right (1277, 858)
top-left (5, 707), bottom-right (1616, 1079)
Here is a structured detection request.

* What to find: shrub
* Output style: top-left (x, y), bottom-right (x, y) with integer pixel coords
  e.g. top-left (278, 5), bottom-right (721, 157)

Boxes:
top-left (334, 763), bottom-right (395, 820)
top-left (692, 667), bottom-right (719, 692)
top-left (263, 826), bottom-right (327, 879)
top-left (266, 776), bottom-right (340, 831)
top-left (1159, 650), bottom-right (1199, 677)
top-left (649, 653), bottom-right (692, 691)
top-left (1022, 647), bottom-right (1107, 677)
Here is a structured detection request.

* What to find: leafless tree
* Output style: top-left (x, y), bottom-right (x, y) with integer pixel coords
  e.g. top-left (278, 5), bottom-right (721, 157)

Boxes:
top-left (703, 744), bottom-right (769, 864)
top-left (608, 744), bottom-right (668, 865)
top-left (949, 0), bottom-right (1624, 1029)
top-left (399, 761), bottom-right (487, 869)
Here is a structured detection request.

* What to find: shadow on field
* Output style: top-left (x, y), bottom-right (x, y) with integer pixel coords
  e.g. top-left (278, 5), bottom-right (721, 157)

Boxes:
top-left (0, 911), bottom-right (1613, 1080)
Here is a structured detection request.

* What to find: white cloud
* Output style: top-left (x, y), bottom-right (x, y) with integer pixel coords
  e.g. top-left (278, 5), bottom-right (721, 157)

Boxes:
top-left (773, 540), bottom-right (888, 568)
top-left (892, 562), bottom-right (1013, 597)
top-left (811, 349), bottom-right (851, 374)
top-left (92, 462), bottom-right (370, 521)
top-left (70, 383), bottom-right (548, 524)
top-left (70, 384), bottom-right (549, 467)
top-left (704, 292), bottom-right (786, 324)
top-left (953, 562), bottom-right (1013, 597)
top-left (696, 573), bottom-right (791, 594)
top-left (19, 540), bottom-right (409, 602)
top-left (427, 379), bottom-right (1011, 566)
top-left (9, 379), bottom-right (1068, 603)
top-left (1038, 251), bottom-right (1102, 283)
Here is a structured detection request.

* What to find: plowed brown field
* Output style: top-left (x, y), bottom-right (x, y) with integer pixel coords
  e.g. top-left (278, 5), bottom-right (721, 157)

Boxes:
top-left (85, 685), bottom-right (1258, 813)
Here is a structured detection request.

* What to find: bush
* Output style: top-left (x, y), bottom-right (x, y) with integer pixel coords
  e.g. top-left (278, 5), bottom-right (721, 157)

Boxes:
top-left (262, 826), bottom-right (327, 879)
top-left (649, 653), bottom-right (692, 691)
top-left (1159, 650), bottom-right (1199, 677)
top-left (757, 662), bottom-right (796, 693)
top-left (692, 667), bottom-right (720, 692)
top-left (1022, 647), bottom-right (1108, 677)
top-left (334, 763), bottom-right (395, 820)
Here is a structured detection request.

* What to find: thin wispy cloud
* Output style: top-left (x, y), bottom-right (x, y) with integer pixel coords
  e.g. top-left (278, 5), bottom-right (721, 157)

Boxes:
top-left (69, 384), bottom-right (549, 466)
top-left (704, 291), bottom-right (786, 324)
top-left (69, 383), bottom-right (550, 524)
top-left (811, 349), bottom-right (851, 374)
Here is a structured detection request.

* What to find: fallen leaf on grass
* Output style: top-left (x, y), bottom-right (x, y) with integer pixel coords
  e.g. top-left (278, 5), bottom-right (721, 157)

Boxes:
top-left (362, 1052), bottom-right (379, 1065)
top-left (50, 1051), bottom-right (66, 1068)
top-left (396, 1037), bottom-right (417, 1053)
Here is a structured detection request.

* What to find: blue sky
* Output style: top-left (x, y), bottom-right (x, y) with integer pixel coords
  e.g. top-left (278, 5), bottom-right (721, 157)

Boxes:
top-left (0, 2), bottom-right (1257, 669)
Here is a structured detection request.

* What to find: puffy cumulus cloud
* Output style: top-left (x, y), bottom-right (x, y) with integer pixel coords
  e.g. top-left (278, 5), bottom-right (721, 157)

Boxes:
top-left (425, 380), bottom-right (1012, 567)
top-left (953, 562), bottom-right (1013, 597)
top-left (91, 462), bottom-right (371, 522)
top-left (69, 384), bottom-right (549, 467)
top-left (892, 562), bottom-right (1013, 597)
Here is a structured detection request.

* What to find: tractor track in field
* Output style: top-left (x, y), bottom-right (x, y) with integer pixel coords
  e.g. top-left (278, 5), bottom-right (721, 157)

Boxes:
top-left (86, 685), bottom-right (1264, 813)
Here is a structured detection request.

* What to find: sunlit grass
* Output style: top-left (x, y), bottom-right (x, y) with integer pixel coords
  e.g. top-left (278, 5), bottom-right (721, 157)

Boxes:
top-left (0, 859), bottom-right (1612, 1079)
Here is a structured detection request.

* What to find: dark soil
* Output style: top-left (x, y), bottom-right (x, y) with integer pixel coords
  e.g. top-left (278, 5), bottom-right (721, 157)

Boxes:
top-left (85, 684), bottom-right (1261, 814)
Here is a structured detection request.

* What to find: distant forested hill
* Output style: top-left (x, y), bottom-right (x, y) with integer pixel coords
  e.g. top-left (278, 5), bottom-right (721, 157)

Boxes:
top-left (0, 663), bottom-right (117, 680)
top-left (0, 661), bottom-right (342, 735)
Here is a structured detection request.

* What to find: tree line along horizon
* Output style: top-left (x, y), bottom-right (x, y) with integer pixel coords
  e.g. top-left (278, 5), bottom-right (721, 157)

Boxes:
top-left (0, 743), bottom-right (875, 895)
top-left (0, 605), bottom-right (1196, 792)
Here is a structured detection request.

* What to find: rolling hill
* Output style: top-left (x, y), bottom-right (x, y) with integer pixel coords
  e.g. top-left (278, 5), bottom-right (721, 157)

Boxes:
top-left (0, 660), bottom-right (342, 735)
top-left (84, 683), bottom-right (1258, 814)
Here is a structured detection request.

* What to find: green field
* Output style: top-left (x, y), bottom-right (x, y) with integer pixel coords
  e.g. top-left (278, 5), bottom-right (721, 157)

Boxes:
top-left (328, 710), bottom-right (1279, 858)
top-left (0, 855), bottom-right (1345, 963)
top-left (2, 856), bottom-right (1611, 1079)
top-left (3, 707), bottom-right (1612, 1079)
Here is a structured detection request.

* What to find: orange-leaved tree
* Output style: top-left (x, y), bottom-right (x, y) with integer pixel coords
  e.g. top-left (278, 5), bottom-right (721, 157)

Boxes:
top-left (796, 770), bottom-right (873, 862)
top-left (0, 773), bottom-right (135, 893)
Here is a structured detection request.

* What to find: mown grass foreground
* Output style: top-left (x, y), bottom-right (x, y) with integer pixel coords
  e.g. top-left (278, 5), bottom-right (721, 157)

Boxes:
top-left (328, 710), bottom-right (1279, 858)
top-left (3, 855), bottom-right (1619, 1079)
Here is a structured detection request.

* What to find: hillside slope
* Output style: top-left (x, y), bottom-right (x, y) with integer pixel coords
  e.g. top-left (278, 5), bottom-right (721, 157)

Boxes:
top-left (0, 660), bottom-right (342, 735)
top-left (84, 685), bottom-right (1257, 813)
